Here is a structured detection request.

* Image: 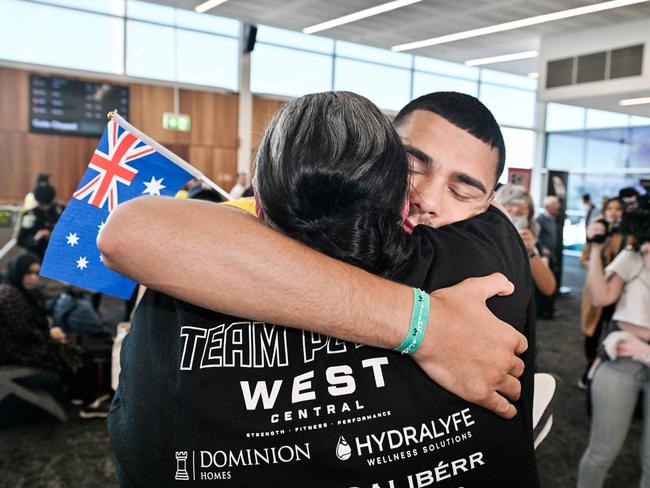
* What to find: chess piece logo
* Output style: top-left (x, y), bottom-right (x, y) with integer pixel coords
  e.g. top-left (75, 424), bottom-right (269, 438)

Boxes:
top-left (175, 451), bottom-right (190, 480)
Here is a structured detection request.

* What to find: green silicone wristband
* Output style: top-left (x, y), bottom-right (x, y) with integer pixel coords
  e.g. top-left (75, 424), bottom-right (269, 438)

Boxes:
top-left (394, 288), bottom-right (430, 355)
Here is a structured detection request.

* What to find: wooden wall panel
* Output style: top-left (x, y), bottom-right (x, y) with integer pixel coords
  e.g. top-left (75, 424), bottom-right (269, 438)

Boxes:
top-left (251, 96), bottom-right (285, 158)
top-left (0, 68), bottom-right (28, 132)
top-left (188, 146), bottom-right (237, 191)
top-left (180, 90), bottom-right (239, 149)
top-left (0, 67), bottom-right (241, 203)
top-left (0, 132), bottom-right (29, 200)
top-left (128, 84), bottom-right (176, 145)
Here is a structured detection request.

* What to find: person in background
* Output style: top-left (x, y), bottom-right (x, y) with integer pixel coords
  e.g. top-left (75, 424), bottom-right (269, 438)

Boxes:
top-left (536, 195), bottom-right (562, 319)
top-left (17, 179), bottom-right (64, 260)
top-left (576, 223), bottom-right (650, 487)
top-left (496, 184), bottom-right (556, 299)
top-left (22, 173), bottom-right (51, 211)
top-left (0, 253), bottom-right (109, 418)
top-left (47, 286), bottom-right (105, 337)
top-left (229, 172), bottom-right (251, 199)
top-left (582, 193), bottom-right (597, 228)
top-left (577, 197), bottom-right (629, 389)
top-left (173, 178), bottom-right (200, 199)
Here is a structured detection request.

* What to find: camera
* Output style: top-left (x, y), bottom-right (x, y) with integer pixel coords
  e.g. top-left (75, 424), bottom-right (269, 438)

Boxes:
top-left (586, 218), bottom-right (609, 244)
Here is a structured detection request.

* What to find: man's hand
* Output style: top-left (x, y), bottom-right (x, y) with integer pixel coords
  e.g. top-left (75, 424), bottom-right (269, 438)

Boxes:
top-left (413, 273), bottom-right (527, 419)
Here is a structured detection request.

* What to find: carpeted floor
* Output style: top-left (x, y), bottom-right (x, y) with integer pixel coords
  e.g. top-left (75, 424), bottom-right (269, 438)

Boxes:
top-left (0, 256), bottom-right (644, 487)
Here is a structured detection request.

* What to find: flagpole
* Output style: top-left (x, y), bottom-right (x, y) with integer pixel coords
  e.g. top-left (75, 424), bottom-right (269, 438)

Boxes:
top-left (107, 111), bottom-right (233, 201)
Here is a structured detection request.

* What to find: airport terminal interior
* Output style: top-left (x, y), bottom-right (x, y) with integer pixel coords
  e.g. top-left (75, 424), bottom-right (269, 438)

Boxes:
top-left (1, 0), bottom-right (650, 487)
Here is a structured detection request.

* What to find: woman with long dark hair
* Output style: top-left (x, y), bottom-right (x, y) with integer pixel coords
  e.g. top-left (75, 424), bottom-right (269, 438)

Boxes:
top-left (578, 197), bottom-right (629, 388)
top-left (577, 221), bottom-right (650, 487)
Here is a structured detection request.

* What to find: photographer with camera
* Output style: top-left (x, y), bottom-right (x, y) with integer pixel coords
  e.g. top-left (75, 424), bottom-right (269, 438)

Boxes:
top-left (578, 197), bottom-right (630, 389)
top-left (577, 192), bottom-right (650, 488)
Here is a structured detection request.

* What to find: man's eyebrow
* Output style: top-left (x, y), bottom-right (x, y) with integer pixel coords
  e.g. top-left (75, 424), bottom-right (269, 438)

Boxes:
top-left (454, 172), bottom-right (488, 194)
top-left (403, 145), bottom-right (432, 166)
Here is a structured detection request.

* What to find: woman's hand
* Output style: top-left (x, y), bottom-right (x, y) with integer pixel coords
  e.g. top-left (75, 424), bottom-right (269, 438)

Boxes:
top-left (49, 326), bottom-right (67, 344)
top-left (587, 221), bottom-right (607, 247)
top-left (617, 338), bottom-right (650, 366)
top-left (519, 229), bottom-right (537, 255)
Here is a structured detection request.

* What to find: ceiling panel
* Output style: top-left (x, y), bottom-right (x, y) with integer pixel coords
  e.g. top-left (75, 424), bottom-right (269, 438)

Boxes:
top-left (144, 0), bottom-right (650, 75)
top-left (140, 0), bottom-right (650, 115)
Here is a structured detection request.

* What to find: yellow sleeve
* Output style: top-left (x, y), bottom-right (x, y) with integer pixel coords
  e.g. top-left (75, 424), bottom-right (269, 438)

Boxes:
top-left (221, 197), bottom-right (257, 217)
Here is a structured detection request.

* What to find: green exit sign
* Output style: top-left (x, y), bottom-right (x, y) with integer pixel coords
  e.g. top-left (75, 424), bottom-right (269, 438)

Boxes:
top-left (163, 112), bottom-right (191, 132)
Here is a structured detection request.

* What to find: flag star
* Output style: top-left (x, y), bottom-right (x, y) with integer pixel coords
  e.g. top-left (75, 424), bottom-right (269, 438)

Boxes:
top-left (99, 255), bottom-right (104, 263)
top-left (143, 176), bottom-right (166, 196)
top-left (98, 221), bottom-right (106, 232)
top-left (76, 256), bottom-right (89, 270)
top-left (66, 232), bottom-right (79, 247)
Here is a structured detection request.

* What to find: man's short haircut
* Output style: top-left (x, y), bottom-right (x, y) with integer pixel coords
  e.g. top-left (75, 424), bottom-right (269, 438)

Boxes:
top-left (254, 91), bottom-right (412, 276)
top-left (393, 92), bottom-right (506, 187)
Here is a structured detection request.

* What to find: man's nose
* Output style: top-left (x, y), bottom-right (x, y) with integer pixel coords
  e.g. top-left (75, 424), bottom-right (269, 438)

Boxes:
top-left (410, 180), bottom-right (441, 216)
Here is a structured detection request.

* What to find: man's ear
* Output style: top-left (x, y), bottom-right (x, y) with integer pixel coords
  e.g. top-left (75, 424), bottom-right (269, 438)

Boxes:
top-left (481, 191), bottom-right (496, 213)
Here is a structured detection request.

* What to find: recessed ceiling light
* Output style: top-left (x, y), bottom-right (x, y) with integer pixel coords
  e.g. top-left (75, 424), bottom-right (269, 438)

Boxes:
top-left (528, 72), bottom-right (540, 78)
top-left (303, 0), bottom-right (424, 34)
top-left (620, 96), bottom-right (650, 106)
top-left (465, 51), bottom-right (538, 66)
top-left (195, 0), bottom-right (228, 14)
top-left (392, 0), bottom-right (650, 51)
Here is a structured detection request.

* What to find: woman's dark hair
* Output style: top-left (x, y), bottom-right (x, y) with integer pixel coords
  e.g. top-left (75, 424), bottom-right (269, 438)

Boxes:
top-left (4, 252), bottom-right (40, 290)
top-left (3, 252), bottom-right (48, 326)
top-left (254, 91), bottom-right (412, 276)
top-left (603, 197), bottom-right (624, 214)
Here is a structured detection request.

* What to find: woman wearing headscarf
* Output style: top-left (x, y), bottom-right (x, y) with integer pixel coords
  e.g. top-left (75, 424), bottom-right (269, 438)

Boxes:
top-left (0, 253), bottom-right (108, 418)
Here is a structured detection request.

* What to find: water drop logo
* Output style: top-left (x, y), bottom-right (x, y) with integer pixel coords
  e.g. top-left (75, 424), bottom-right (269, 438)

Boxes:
top-left (336, 436), bottom-right (352, 461)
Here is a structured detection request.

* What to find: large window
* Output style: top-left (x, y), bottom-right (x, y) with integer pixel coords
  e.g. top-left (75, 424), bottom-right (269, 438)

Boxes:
top-left (126, 20), bottom-right (176, 81)
top-left (480, 84), bottom-right (536, 129)
top-left (1, 0), bottom-right (239, 90)
top-left (251, 44), bottom-right (332, 97)
top-left (546, 103), bottom-right (650, 132)
top-left (334, 59), bottom-right (411, 112)
top-left (412, 72), bottom-right (478, 98)
top-left (0, 0), bottom-right (124, 74)
top-left (546, 125), bottom-right (650, 213)
top-left (501, 127), bottom-right (536, 183)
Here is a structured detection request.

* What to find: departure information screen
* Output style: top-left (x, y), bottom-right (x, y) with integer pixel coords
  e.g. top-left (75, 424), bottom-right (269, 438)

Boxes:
top-left (29, 74), bottom-right (129, 137)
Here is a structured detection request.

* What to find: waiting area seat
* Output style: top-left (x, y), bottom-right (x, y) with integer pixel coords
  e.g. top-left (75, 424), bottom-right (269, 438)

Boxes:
top-left (0, 366), bottom-right (66, 422)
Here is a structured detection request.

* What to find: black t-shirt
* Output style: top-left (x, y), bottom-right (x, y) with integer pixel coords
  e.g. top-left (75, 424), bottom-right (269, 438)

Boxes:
top-left (109, 206), bottom-right (537, 487)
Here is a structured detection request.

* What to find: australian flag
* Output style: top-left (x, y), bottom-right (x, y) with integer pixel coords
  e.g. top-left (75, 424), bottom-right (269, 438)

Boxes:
top-left (40, 115), bottom-right (197, 299)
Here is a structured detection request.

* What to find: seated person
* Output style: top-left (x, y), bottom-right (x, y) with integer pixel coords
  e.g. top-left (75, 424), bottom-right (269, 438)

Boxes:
top-left (47, 287), bottom-right (105, 336)
top-left (102, 92), bottom-right (537, 487)
top-left (17, 181), bottom-right (64, 260)
top-left (0, 253), bottom-right (109, 418)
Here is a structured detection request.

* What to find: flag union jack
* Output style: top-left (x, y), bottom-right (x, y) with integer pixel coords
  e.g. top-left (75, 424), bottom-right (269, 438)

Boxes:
top-left (73, 119), bottom-right (155, 212)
